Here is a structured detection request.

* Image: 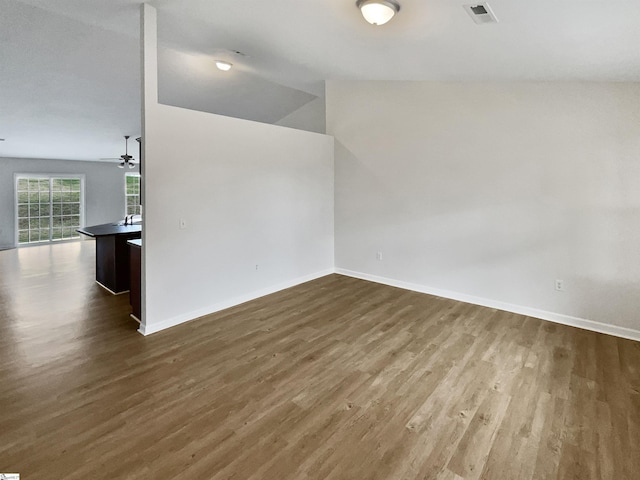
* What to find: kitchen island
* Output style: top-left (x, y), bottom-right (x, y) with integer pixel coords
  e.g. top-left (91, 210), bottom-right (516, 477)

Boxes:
top-left (77, 222), bottom-right (141, 294)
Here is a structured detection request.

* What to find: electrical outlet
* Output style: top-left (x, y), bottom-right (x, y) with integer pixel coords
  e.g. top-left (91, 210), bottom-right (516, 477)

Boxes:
top-left (555, 279), bottom-right (564, 291)
top-left (255, 264), bottom-right (259, 271)
top-left (376, 251), bottom-right (383, 261)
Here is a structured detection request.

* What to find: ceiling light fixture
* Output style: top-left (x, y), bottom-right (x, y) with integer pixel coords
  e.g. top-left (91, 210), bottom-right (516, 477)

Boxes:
top-left (215, 60), bottom-right (233, 71)
top-left (117, 136), bottom-right (136, 169)
top-left (356, 0), bottom-right (400, 26)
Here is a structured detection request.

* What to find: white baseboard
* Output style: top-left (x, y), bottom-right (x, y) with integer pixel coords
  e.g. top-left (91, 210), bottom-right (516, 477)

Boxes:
top-left (138, 268), bottom-right (335, 336)
top-left (335, 268), bottom-right (640, 343)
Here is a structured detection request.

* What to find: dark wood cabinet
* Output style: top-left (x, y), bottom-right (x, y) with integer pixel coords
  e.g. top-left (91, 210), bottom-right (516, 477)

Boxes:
top-left (77, 223), bottom-right (141, 294)
top-left (128, 239), bottom-right (142, 322)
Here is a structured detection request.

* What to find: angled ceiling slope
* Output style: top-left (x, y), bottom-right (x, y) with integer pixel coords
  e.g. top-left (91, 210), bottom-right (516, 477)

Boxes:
top-left (2, 0), bottom-right (639, 161)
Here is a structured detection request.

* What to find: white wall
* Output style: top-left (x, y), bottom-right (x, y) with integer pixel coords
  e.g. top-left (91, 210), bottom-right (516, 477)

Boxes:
top-left (141, 4), bottom-right (334, 335)
top-left (327, 81), bottom-right (640, 335)
top-left (142, 105), bottom-right (334, 334)
top-left (0, 157), bottom-right (129, 249)
top-left (275, 97), bottom-right (326, 134)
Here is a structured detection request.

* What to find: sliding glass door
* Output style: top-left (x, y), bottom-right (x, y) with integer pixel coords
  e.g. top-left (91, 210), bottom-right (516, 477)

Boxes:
top-left (15, 175), bottom-right (84, 245)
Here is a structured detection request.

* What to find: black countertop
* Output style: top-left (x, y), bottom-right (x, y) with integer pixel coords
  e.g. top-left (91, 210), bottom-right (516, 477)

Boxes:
top-left (77, 222), bottom-right (142, 238)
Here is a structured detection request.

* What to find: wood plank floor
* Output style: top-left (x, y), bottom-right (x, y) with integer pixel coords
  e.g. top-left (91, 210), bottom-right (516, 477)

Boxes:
top-left (1, 242), bottom-right (639, 479)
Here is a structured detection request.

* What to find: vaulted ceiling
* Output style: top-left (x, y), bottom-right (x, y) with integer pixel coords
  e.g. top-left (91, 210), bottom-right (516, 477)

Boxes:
top-left (1, 0), bottom-right (639, 160)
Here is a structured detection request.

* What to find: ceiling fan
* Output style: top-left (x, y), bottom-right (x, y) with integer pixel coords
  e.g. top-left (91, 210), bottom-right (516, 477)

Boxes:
top-left (101, 135), bottom-right (137, 168)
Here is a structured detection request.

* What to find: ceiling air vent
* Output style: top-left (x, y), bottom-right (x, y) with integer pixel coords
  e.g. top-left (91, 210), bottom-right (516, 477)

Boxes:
top-left (463, 3), bottom-right (498, 24)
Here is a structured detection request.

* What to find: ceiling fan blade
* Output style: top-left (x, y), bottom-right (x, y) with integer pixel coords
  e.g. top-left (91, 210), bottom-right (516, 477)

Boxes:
top-left (107, 135), bottom-right (138, 167)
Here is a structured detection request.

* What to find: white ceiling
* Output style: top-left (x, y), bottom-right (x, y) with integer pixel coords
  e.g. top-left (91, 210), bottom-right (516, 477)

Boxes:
top-left (2, 0), bottom-right (639, 161)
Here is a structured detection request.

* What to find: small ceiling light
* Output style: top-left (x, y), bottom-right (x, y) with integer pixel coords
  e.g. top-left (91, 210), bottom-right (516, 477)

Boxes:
top-left (215, 61), bottom-right (232, 71)
top-left (356, 0), bottom-right (400, 25)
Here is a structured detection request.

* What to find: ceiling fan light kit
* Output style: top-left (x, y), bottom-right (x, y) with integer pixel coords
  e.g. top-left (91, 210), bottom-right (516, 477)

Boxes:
top-left (356, 0), bottom-right (400, 25)
top-left (115, 135), bottom-right (136, 169)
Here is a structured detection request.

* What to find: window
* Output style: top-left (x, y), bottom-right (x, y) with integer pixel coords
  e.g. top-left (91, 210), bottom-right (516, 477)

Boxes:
top-left (125, 173), bottom-right (141, 216)
top-left (15, 175), bottom-right (84, 245)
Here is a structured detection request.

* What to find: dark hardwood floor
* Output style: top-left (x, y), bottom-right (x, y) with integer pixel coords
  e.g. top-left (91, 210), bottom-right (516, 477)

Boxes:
top-left (1, 242), bottom-right (639, 479)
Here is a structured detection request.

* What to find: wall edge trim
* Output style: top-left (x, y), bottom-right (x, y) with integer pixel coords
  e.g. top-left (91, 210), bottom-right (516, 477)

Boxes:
top-left (335, 268), bottom-right (640, 343)
top-left (138, 268), bottom-right (336, 335)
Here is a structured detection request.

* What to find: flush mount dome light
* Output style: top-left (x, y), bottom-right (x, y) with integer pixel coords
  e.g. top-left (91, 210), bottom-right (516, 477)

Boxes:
top-left (356, 0), bottom-right (400, 25)
top-left (215, 60), bottom-right (232, 71)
